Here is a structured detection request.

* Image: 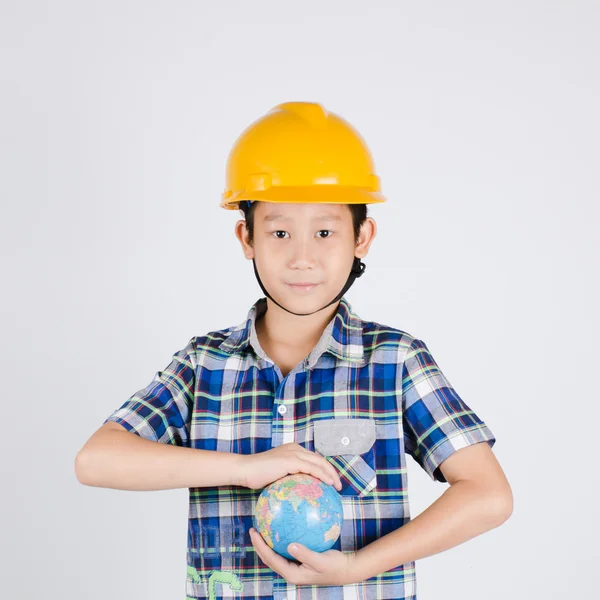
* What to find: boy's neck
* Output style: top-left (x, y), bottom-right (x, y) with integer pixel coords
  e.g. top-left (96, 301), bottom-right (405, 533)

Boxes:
top-left (256, 297), bottom-right (340, 352)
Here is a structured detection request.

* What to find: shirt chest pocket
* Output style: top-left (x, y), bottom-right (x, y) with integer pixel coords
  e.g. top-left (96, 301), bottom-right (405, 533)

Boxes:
top-left (313, 417), bottom-right (378, 497)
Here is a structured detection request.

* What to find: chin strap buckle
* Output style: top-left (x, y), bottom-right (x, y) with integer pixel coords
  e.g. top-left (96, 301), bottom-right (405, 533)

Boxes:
top-left (352, 259), bottom-right (366, 278)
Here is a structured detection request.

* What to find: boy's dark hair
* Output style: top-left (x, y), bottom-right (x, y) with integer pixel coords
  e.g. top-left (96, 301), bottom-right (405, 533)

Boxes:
top-left (240, 201), bottom-right (369, 246)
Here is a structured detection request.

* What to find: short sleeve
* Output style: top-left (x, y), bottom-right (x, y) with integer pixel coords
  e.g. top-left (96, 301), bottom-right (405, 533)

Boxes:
top-left (402, 337), bottom-right (496, 482)
top-left (103, 338), bottom-right (197, 446)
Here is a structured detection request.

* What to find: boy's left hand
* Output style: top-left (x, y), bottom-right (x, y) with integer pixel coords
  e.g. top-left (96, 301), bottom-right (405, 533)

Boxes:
top-left (249, 527), bottom-right (357, 586)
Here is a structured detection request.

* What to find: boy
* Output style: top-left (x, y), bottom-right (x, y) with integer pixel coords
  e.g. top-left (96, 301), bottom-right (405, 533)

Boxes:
top-left (75, 102), bottom-right (513, 600)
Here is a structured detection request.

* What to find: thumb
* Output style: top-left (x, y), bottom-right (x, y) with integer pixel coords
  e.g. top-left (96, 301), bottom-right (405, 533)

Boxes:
top-left (287, 543), bottom-right (318, 565)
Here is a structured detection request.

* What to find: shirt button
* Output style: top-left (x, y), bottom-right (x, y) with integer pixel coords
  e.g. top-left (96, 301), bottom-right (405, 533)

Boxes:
top-left (341, 436), bottom-right (350, 446)
top-left (278, 405), bottom-right (287, 415)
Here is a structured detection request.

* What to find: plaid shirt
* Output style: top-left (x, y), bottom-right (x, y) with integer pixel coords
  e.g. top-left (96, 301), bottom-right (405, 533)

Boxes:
top-left (104, 296), bottom-right (496, 600)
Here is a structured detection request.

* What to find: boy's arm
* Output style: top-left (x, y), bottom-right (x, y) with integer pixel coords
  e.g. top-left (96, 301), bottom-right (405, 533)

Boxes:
top-left (76, 337), bottom-right (246, 491)
top-left (74, 421), bottom-right (244, 491)
top-left (349, 442), bottom-right (513, 582)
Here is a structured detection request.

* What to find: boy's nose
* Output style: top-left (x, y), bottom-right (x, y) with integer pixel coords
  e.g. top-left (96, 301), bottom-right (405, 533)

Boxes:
top-left (288, 240), bottom-right (318, 269)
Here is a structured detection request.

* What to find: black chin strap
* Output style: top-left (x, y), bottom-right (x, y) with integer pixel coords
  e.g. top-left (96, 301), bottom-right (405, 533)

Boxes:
top-left (251, 256), bottom-right (366, 316)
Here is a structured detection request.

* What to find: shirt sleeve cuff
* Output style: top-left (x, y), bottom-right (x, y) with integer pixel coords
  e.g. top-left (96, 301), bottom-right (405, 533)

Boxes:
top-left (424, 425), bottom-right (497, 483)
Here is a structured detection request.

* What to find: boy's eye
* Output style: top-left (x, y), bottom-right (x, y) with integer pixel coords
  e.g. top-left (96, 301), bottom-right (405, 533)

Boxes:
top-left (273, 230), bottom-right (289, 239)
top-left (317, 230), bottom-right (333, 238)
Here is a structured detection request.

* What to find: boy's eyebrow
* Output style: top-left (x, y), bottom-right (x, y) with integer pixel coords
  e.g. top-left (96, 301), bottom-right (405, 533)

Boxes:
top-left (263, 213), bottom-right (343, 222)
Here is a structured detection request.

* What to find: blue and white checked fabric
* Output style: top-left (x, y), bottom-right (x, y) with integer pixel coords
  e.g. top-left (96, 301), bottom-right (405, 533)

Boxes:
top-left (104, 296), bottom-right (496, 599)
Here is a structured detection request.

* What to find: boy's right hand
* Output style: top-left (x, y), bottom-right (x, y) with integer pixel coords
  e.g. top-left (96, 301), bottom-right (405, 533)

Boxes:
top-left (236, 442), bottom-right (343, 492)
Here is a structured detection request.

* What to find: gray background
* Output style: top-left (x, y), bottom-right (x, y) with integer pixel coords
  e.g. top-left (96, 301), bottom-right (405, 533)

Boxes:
top-left (2, 1), bottom-right (598, 598)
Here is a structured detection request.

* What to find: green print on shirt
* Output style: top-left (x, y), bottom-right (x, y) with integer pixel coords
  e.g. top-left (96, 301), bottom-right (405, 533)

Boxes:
top-left (186, 567), bottom-right (243, 600)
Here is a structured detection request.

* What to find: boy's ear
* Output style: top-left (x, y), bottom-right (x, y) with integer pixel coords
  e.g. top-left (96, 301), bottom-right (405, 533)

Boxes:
top-left (355, 217), bottom-right (377, 259)
top-left (235, 220), bottom-right (255, 259)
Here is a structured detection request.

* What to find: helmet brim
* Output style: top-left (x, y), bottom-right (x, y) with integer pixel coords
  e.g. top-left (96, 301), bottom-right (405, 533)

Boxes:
top-left (220, 185), bottom-right (387, 210)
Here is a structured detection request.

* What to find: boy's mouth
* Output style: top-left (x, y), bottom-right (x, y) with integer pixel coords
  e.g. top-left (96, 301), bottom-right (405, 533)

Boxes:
top-left (286, 283), bottom-right (320, 292)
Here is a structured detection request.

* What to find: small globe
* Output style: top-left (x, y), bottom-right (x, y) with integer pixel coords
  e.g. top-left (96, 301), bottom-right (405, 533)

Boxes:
top-left (253, 473), bottom-right (344, 560)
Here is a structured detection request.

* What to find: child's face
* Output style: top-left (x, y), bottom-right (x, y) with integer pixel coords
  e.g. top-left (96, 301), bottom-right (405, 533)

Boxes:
top-left (236, 202), bottom-right (376, 314)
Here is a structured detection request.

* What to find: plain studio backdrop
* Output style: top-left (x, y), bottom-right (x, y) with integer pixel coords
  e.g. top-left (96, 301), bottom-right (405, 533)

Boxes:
top-left (1, 1), bottom-right (598, 598)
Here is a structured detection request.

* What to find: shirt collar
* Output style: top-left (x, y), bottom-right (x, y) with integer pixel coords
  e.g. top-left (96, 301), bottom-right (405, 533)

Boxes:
top-left (218, 296), bottom-right (364, 366)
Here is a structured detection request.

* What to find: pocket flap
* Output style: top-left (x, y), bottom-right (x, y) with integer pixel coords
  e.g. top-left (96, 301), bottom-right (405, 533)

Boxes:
top-left (314, 418), bottom-right (376, 455)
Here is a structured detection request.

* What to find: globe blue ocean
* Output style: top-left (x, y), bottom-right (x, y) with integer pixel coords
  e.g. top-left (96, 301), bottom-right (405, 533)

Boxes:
top-left (253, 473), bottom-right (344, 560)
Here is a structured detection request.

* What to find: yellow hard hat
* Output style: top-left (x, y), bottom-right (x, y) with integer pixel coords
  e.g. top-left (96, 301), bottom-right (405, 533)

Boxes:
top-left (220, 101), bottom-right (387, 210)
